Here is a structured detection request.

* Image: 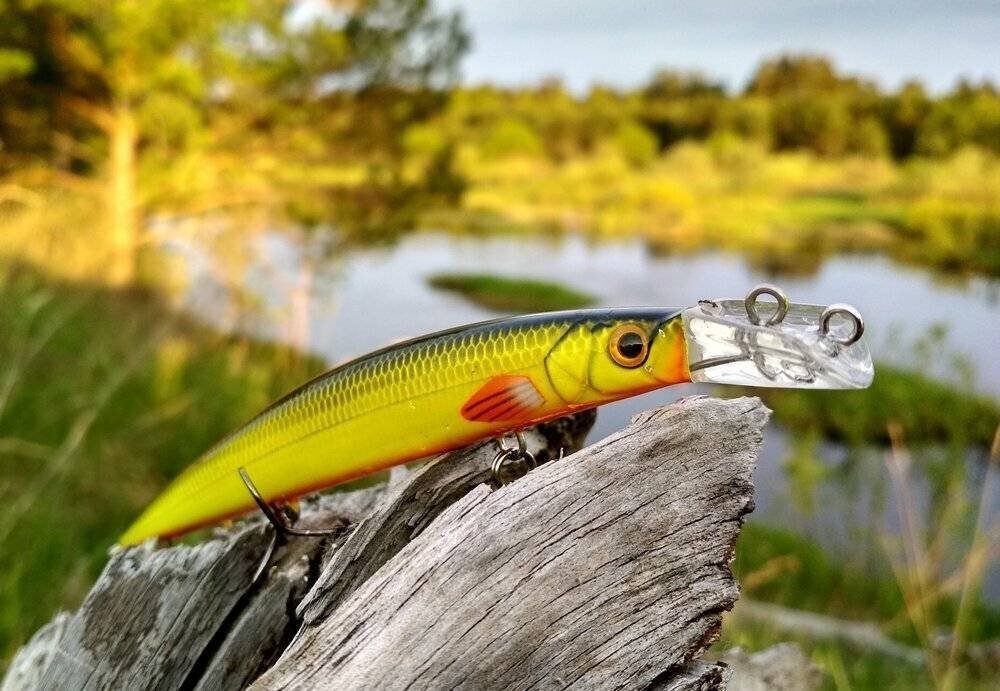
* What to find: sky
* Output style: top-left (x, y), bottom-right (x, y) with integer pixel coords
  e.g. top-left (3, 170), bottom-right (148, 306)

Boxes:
top-left (440, 1), bottom-right (1000, 93)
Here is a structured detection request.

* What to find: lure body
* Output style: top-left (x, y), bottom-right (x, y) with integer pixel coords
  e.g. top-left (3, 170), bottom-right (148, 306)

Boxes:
top-left (121, 308), bottom-right (690, 544)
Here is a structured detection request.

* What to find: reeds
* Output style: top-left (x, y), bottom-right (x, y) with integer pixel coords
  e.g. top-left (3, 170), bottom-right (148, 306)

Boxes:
top-left (885, 422), bottom-right (999, 687)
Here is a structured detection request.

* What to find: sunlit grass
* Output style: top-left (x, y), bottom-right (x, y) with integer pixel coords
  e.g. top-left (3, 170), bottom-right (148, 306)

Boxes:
top-left (427, 272), bottom-right (596, 312)
top-left (0, 263), bottom-right (325, 668)
top-left (882, 423), bottom-right (999, 688)
top-left (724, 515), bottom-right (1000, 689)
top-left (747, 364), bottom-right (999, 448)
top-left (0, 176), bottom-right (110, 283)
top-left (451, 144), bottom-right (1000, 276)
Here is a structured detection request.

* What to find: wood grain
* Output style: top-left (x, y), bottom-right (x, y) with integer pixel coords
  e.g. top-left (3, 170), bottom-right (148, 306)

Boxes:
top-left (3, 398), bottom-right (768, 691)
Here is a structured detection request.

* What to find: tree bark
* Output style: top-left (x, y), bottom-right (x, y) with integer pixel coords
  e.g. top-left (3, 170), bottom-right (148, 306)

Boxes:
top-left (3, 396), bottom-right (769, 691)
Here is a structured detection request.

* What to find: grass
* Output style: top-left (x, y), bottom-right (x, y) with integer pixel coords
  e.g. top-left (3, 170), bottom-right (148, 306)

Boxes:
top-left (734, 524), bottom-right (1000, 644)
top-left (0, 262), bottom-right (326, 668)
top-left (718, 618), bottom-right (935, 690)
top-left (740, 364), bottom-right (999, 448)
top-left (427, 272), bottom-right (596, 312)
top-left (726, 522), bottom-right (1000, 688)
top-left (450, 143), bottom-right (1000, 277)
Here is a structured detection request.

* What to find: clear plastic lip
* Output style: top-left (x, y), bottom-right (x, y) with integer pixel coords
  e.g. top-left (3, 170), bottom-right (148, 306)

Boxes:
top-left (682, 299), bottom-right (875, 390)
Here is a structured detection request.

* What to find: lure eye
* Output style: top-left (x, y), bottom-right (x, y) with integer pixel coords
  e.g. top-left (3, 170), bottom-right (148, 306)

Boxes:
top-left (609, 325), bottom-right (649, 368)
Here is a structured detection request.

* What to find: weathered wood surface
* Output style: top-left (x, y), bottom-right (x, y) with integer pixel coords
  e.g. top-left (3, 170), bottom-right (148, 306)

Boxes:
top-left (719, 643), bottom-right (824, 691)
top-left (1, 411), bottom-right (593, 691)
top-left (4, 396), bottom-right (769, 691)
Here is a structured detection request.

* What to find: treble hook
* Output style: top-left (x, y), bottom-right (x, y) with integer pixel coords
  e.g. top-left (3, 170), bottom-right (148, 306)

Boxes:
top-left (238, 467), bottom-right (343, 585)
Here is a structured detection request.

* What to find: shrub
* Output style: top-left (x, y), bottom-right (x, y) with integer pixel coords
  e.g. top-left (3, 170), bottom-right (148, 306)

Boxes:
top-left (613, 120), bottom-right (659, 168)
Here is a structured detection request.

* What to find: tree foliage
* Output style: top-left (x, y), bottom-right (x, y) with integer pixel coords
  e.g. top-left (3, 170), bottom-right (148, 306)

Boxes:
top-left (1, 10), bottom-right (997, 280)
top-left (422, 55), bottom-right (999, 163)
top-left (0, 0), bottom-right (468, 168)
top-left (0, 0), bottom-right (468, 280)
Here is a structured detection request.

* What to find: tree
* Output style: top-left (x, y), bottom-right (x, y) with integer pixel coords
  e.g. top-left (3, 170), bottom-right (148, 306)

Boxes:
top-left (0, 1), bottom-right (258, 284)
top-left (0, 0), bottom-right (468, 285)
top-left (916, 80), bottom-right (1000, 157)
top-left (614, 120), bottom-right (658, 168)
top-left (884, 80), bottom-right (930, 159)
top-left (746, 54), bottom-right (844, 97)
top-left (746, 54), bottom-right (889, 156)
top-left (643, 69), bottom-right (725, 99)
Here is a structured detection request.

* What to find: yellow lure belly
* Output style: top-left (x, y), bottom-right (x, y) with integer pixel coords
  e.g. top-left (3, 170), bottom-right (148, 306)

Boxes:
top-left (120, 308), bottom-right (691, 545)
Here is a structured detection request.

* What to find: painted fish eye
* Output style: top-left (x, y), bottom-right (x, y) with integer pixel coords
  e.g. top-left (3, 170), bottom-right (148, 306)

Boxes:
top-left (609, 325), bottom-right (649, 368)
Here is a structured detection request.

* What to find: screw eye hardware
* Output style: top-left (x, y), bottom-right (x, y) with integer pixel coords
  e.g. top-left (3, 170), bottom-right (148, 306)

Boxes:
top-left (820, 304), bottom-right (865, 346)
top-left (744, 284), bottom-right (789, 326)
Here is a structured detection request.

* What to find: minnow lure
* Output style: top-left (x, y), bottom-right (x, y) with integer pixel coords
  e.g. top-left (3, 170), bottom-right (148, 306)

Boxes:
top-left (120, 285), bottom-right (873, 545)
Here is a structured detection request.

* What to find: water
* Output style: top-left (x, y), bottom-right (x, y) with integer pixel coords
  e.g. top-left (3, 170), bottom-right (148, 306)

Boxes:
top-left (172, 228), bottom-right (1000, 596)
top-left (184, 231), bottom-right (999, 395)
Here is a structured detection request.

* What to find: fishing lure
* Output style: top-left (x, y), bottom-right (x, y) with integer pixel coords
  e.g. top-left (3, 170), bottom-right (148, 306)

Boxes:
top-left (120, 284), bottom-right (873, 546)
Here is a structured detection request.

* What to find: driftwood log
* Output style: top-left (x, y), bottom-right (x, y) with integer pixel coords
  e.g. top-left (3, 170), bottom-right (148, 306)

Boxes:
top-left (4, 396), bottom-right (770, 690)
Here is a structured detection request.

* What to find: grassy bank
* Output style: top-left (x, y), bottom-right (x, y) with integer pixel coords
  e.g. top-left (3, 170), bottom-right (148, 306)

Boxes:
top-left (724, 523), bottom-right (1000, 688)
top-left (3, 143), bottom-right (997, 289)
top-left (0, 263), bottom-right (326, 666)
top-left (438, 144), bottom-right (1000, 278)
top-left (428, 272), bottom-right (595, 312)
top-left (745, 364), bottom-right (999, 448)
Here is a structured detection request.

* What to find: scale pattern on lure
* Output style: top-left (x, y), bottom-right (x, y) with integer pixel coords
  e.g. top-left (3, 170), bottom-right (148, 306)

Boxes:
top-left (121, 286), bottom-right (874, 545)
top-left (121, 308), bottom-right (689, 544)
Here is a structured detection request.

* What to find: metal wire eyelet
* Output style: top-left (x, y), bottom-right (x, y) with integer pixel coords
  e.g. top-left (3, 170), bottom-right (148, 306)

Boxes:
top-left (745, 283), bottom-right (789, 326)
top-left (820, 304), bottom-right (865, 346)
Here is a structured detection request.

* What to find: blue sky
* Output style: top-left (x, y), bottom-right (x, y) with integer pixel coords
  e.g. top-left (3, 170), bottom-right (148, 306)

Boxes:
top-left (441, 1), bottom-right (1000, 92)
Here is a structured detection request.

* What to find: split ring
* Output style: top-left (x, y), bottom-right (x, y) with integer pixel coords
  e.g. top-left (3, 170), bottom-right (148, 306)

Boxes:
top-left (491, 447), bottom-right (537, 488)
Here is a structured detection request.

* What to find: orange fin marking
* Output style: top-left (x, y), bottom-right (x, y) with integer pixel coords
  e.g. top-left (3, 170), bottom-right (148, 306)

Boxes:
top-left (461, 375), bottom-right (545, 423)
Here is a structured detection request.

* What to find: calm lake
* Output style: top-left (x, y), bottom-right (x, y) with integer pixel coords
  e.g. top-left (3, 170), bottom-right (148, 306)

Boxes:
top-left (171, 228), bottom-right (1000, 596)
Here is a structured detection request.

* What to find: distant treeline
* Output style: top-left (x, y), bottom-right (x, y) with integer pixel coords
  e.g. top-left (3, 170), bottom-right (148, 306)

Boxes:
top-left (1, 0), bottom-right (997, 283)
top-left (428, 56), bottom-right (999, 164)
